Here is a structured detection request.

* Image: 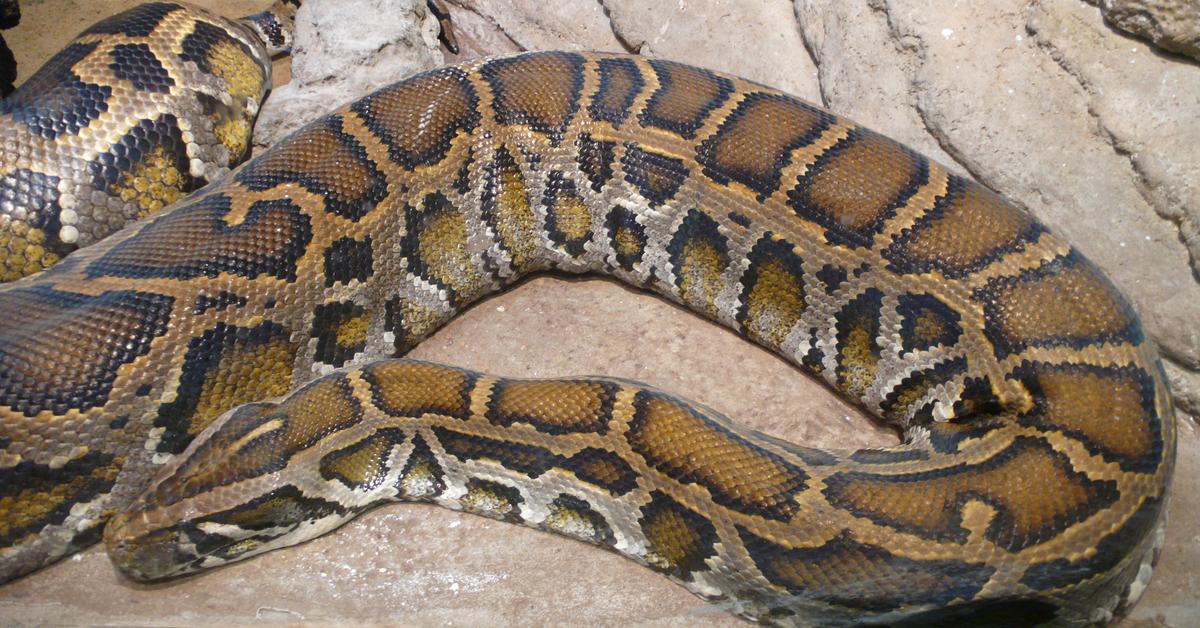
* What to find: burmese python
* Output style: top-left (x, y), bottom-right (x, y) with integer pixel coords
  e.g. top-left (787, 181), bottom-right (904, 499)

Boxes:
top-left (0, 2), bottom-right (1177, 626)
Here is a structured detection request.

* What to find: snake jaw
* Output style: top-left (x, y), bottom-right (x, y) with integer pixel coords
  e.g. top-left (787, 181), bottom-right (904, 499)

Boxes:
top-left (103, 511), bottom-right (199, 582)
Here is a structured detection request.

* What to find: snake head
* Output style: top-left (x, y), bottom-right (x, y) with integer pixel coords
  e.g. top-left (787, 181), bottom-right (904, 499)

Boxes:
top-left (103, 390), bottom-right (358, 581)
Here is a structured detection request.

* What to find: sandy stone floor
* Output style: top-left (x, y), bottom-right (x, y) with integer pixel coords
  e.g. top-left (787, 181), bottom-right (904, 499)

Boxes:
top-left (0, 1), bottom-right (1196, 626)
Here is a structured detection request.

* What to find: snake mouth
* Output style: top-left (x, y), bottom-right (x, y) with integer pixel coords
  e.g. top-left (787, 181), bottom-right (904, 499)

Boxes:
top-left (103, 512), bottom-right (201, 582)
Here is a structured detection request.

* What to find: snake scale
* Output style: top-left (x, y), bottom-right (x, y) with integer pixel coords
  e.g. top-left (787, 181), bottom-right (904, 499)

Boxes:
top-left (0, 2), bottom-right (1177, 626)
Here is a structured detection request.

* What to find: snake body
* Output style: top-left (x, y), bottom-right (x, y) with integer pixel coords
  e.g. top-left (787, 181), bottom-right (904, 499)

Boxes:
top-left (0, 1), bottom-right (295, 281)
top-left (0, 3), bottom-right (1177, 626)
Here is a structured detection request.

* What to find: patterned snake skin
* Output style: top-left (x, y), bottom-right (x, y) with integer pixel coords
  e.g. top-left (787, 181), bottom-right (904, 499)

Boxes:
top-left (0, 3), bottom-right (1178, 626)
top-left (0, 1), bottom-right (296, 281)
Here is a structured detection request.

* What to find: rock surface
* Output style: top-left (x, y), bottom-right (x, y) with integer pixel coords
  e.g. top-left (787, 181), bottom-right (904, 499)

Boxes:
top-left (794, 0), bottom-right (1200, 416)
top-left (251, 0), bottom-right (443, 149)
top-left (1087, 0), bottom-right (1200, 60)
top-left (0, 0), bottom-right (1197, 626)
top-left (602, 0), bottom-right (822, 102)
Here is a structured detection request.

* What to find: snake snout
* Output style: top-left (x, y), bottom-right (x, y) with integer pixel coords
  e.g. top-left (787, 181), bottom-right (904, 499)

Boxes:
top-left (103, 511), bottom-right (196, 582)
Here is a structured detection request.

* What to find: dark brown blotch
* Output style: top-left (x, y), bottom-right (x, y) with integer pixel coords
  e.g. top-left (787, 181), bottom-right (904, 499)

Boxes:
top-left (738, 527), bottom-right (994, 612)
top-left (588, 57), bottom-right (645, 128)
top-left (364, 360), bottom-right (473, 420)
top-left (324, 236), bottom-right (374, 286)
top-left (0, 286), bottom-right (173, 418)
top-left (627, 391), bottom-right (807, 521)
top-left (434, 426), bottom-right (563, 478)
top-left (698, 92), bottom-right (834, 200)
top-left (352, 67), bottom-right (480, 169)
top-left (86, 193), bottom-right (312, 282)
top-left (883, 174), bottom-right (1044, 279)
top-left (1011, 361), bottom-right (1162, 473)
top-left (822, 436), bottom-right (1119, 551)
top-left (486, 378), bottom-right (617, 435)
top-left (621, 142), bottom-right (689, 207)
top-left (788, 127), bottom-right (928, 249)
top-left (973, 251), bottom-right (1142, 360)
top-left (577, 133), bottom-right (617, 192)
top-left (896, 292), bottom-right (963, 354)
top-left (561, 447), bottom-right (640, 495)
top-left (481, 52), bottom-right (585, 144)
top-left (639, 59), bottom-right (733, 139)
top-left (235, 116), bottom-right (387, 221)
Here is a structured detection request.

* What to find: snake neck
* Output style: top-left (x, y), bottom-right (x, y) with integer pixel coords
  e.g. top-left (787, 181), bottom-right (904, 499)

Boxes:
top-left (239, 0), bottom-right (300, 57)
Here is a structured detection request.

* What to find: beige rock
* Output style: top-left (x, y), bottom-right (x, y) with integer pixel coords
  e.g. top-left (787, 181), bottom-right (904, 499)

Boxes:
top-left (252, 0), bottom-right (443, 149)
top-left (446, 0), bottom-right (625, 52)
top-left (1087, 0), bottom-right (1200, 60)
top-left (437, 1), bottom-right (523, 60)
top-left (793, 0), bottom-right (964, 170)
top-left (1028, 0), bottom-right (1200, 412)
top-left (602, 0), bottom-right (822, 102)
top-left (794, 0), bottom-right (1200, 406)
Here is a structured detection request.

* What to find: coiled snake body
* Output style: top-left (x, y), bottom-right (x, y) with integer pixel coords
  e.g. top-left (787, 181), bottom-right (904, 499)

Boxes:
top-left (0, 3), bottom-right (1177, 626)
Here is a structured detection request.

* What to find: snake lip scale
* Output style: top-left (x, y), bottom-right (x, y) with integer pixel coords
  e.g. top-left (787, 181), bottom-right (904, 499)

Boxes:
top-left (0, 2), bottom-right (1177, 626)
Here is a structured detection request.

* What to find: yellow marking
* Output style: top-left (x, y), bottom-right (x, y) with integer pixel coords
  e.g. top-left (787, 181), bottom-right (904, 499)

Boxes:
top-left (334, 311), bottom-right (370, 348)
top-left (0, 223), bottom-right (60, 281)
top-left (400, 456), bottom-right (441, 498)
top-left (493, 156), bottom-right (538, 270)
top-left (543, 500), bottom-right (607, 543)
top-left (230, 418), bottom-right (285, 453)
top-left (322, 436), bottom-right (391, 487)
top-left (207, 39), bottom-right (263, 102)
top-left (743, 258), bottom-right (805, 348)
top-left (678, 239), bottom-right (725, 318)
top-left (913, 310), bottom-right (950, 346)
top-left (416, 209), bottom-right (483, 300)
top-left (394, 299), bottom-right (445, 350)
top-left (189, 337), bottom-right (296, 438)
top-left (642, 502), bottom-right (704, 570)
top-left (553, 194), bottom-right (591, 243)
top-left (109, 145), bottom-right (189, 218)
top-left (840, 324), bottom-right (879, 398)
top-left (0, 461), bottom-right (121, 542)
top-left (613, 223), bottom-right (642, 258)
top-left (214, 116), bottom-right (252, 159)
top-left (461, 482), bottom-right (519, 519)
